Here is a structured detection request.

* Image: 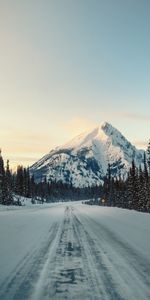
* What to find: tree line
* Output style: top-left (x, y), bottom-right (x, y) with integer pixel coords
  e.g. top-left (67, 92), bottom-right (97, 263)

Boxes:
top-left (101, 141), bottom-right (150, 213)
top-left (0, 150), bottom-right (13, 205)
top-left (0, 152), bottom-right (34, 205)
top-left (1, 140), bottom-right (150, 212)
top-left (0, 150), bottom-right (101, 205)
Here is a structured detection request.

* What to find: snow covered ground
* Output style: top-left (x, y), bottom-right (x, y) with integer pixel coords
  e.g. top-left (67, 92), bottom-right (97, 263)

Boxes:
top-left (0, 203), bottom-right (150, 300)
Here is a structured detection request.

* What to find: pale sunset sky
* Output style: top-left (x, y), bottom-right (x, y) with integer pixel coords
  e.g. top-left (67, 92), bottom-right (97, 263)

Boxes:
top-left (0, 0), bottom-right (150, 168)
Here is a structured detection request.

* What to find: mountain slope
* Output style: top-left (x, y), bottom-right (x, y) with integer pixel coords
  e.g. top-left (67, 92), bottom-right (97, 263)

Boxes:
top-left (30, 122), bottom-right (144, 187)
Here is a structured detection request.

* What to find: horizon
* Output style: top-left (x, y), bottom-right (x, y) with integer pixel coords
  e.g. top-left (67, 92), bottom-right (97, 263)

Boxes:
top-left (2, 120), bottom-right (149, 171)
top-left (1, 1), bottom-right (150, 168)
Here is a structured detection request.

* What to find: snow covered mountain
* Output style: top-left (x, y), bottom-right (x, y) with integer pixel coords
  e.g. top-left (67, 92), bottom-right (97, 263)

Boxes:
top-left (30, 122), bottom-right (144, 187)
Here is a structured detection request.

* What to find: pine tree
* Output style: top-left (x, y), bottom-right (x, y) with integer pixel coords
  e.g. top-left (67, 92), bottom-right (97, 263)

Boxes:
top-left (146, 176), bottom-right (150, 212)
top-left (143, 152), bottom-right (149, 211)
top-left (146, 141), bottom-right (150, 212)
top-left (138, 165), bottom-right (145, 211)
top-left (103, 163), bottom-right (111, 205)
top-left (147, 140), bottom-right (150, 174)
top-left (0, 150), bottom-right (5, 204)
top-left (5, 160), bottom-right (13, 205)
top-left (15, 166), bottom-right (24, 196)
top-left (30, 175), bottom-right (35, 203)
top-left (143, 152), bottom-right (148, 179)
top-left (23, 167), bottom-right (27, 196)
top-left (127, 160), bottom-right (137, 210)
top-left (26, 167), bottom-right (31, 198)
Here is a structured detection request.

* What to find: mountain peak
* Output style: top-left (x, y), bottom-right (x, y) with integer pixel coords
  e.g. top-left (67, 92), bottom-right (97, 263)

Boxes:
top-left (31, 122), bottom-right (144, 187)
top-left (62, 122), bottom-right (115, 150)
top-left (100, 121), bottom-right (111, 128)
top-left (100, 121), bottom-right (117, 134)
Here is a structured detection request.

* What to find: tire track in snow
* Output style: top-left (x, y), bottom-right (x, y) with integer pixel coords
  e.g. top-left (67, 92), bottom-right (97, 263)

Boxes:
top-left (1, 204), bottom-right (149, 300)
top-left (0, 222), bottom-right (60, 300)
top-left (45, 206), bottom-right (124, 300)
top-left (72, 209), bottom-right (125, 300)
top-left (74, 208), bottom-right (150, 300)
top-left (45, 206), bottom-right (85, 299)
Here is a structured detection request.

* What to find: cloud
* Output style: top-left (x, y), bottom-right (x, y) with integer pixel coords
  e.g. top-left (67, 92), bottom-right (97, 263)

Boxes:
top-left (100, 111), bottom-right (150, 123)
top-left (118, 112), bottom-right (150, 122)
top-left (0, 129), bottom-right (51, 142)
top-left (2, 154), bottom-right (39, 171)
top-left (61, 117), bottom-right (96, 136)
top-left (0, 129), bottom-right (54, 153)
top-left (0, 129), bottom-right (54, 168)
top-left (7, 156), bottom-right (38, 162)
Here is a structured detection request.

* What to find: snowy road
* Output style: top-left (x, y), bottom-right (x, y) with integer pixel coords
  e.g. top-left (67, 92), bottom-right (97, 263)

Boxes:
top-left (0, 203), bottom-right (150, 300)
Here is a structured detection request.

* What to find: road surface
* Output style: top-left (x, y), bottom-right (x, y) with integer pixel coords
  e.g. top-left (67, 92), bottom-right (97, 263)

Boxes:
top-left (0, 203), bottom-right (150, 300)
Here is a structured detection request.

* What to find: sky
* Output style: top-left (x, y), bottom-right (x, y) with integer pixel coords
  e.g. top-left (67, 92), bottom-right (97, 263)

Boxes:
top-left (0, 0), bottom-right (150, 168)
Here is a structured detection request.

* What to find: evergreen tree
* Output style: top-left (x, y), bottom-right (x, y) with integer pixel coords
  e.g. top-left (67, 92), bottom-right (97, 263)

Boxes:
top-left (138, 165), bottom-right (145, 211)
top-left (23, 167), bottom-right (27, 196)
top-left (30, 174), bottom-right (36, 203)
top-left (26, 167), bottom-right (31, 197)
top-left (15, 166), bottom-right (24, 196)
top-left (5, 160), bottom-right (13, 205)
top-left (0, 150), bottom-right (5, 204)
top-left (143, 152), bottom-right (148, 179)
top-left (147, 140), bottom-right (150, 174)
